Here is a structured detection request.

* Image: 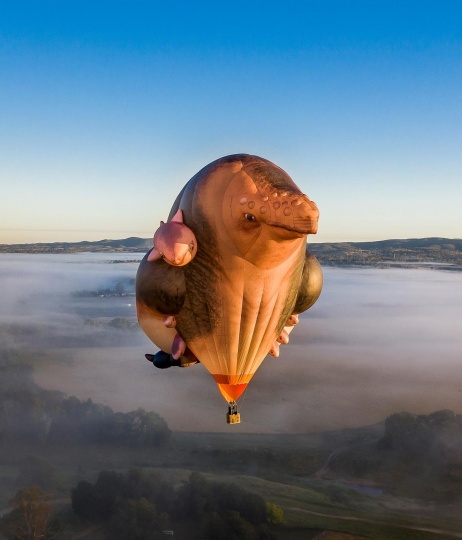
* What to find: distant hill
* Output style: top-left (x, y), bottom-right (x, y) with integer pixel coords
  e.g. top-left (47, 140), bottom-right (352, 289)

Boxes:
top-left (1, 236), bottom-right (461, 268)
top-left (309, 237), bottom-right (462, 268)
top-left (0, 236), bottom-right (151, 254)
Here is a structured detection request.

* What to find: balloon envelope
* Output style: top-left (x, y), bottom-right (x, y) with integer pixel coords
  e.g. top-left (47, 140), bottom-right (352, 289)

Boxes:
top-left (136, 154), bottom-right (322, 409)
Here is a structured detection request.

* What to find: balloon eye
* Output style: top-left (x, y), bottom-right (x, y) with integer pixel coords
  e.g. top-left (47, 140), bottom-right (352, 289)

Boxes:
top-left (244, 213), bottom-right (256, 222)
top-left (189, 242), bottom-right (194, 251)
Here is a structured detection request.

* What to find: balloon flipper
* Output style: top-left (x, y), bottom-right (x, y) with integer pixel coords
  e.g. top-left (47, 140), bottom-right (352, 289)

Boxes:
top-left (171, 209), bottom-right (184, 223)
top-left (276, 329), bottom-right (289, 344)
top-left (162, 315), bottom-right (176, 328)
top-left (269, 341), bottom-right (280, 357)
top-left (285, 314), bottom-right (299, 326)
top-left (171, 334), bottom-right (187, 359)
top-left (147, 248), bottom-right (162, 262)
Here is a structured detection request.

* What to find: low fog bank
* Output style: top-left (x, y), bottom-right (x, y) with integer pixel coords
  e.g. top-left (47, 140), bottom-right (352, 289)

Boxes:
top-left (248, 267), bottom-right (462, 432)
top-left (0, 253), bottom-right (145, 349)
top-left (1, 254), bottom-right (461, 433)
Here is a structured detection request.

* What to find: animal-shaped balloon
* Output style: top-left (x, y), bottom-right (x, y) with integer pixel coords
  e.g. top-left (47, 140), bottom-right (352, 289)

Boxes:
top-left (136, 154), bottom-right (323, 423)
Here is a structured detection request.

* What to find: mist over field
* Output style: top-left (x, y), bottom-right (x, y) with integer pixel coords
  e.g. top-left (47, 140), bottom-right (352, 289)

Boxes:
top-left (1, 253), bottom-right (461, 433)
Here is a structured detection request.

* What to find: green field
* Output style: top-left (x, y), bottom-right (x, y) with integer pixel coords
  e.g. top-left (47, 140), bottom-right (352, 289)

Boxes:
top-left (2, 433), bottom-right (462, 540)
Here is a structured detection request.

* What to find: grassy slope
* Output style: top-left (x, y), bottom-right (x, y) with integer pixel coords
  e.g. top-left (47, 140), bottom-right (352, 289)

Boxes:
top-left (3, 435), bottom-right (462, 540)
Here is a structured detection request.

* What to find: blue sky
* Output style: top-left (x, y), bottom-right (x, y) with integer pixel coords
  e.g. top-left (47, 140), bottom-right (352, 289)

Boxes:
top-left (1, 1), bottom-right (461, 244)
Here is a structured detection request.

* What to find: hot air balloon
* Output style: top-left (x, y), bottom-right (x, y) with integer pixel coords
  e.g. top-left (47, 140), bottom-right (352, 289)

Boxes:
top-left (136, 154), bottom-right (322, 423)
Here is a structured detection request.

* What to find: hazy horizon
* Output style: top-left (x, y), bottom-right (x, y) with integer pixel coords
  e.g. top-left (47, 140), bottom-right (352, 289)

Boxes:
top-left (1, 233), bottom-right (461, 247)
top-left (1, 252), bottom-right (461, 434)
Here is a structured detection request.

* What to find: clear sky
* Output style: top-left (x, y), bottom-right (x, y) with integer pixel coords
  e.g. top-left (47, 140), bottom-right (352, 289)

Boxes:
top-left (1, 0), bottom-right (461, 244)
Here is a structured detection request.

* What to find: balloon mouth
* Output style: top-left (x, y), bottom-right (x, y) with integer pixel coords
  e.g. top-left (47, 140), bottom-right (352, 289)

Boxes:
top-left (267, 221), bottom-right (318, 236)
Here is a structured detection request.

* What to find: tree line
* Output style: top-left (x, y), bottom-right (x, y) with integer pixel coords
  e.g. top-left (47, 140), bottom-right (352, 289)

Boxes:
top-left (0, 351), bottom-right (170, 447)
top-left (72, 469), bottom-right (283, 539)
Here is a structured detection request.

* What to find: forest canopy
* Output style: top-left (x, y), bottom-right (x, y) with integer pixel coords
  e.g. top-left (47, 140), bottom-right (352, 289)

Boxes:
top-left (0, 350), bottom-right (170, 447)
top-left (72, 469), bottom-right (282, 540)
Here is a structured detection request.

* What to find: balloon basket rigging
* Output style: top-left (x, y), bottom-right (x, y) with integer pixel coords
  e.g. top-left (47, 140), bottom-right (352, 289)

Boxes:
top-left (226, 401), bottom-right (240, 424)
